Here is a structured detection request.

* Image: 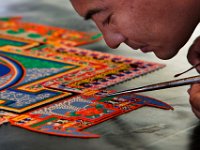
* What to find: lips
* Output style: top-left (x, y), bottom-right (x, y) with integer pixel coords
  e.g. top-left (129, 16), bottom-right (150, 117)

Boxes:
top-left (140, 46), bottom-right (154, 53)
top-left (127, 41), bottom-right (153, 53)
top-left (128, 43), bottom-right (145, 50)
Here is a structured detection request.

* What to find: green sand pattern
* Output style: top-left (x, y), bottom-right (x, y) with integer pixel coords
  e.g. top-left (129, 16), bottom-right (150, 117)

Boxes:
top-left (3, 52), bottom-right (76, 69)
top-left (0, 38), bottom-right (27, 47)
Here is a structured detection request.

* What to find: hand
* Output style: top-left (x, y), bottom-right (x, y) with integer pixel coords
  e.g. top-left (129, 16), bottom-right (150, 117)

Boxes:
top-left (187, 36), bottom-right (200, 118)
top-left (187, 36), bottom-right (200, 73)
top-left (188, 83), bottom-right (200, 119)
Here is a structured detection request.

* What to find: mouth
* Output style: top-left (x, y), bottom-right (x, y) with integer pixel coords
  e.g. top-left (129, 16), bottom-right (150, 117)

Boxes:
top-left (130, 45), bottom-right (153, 53)
top-left (127, 41), bottom-right (154, 53)
top-left (140, 46), bottom-right (154, 53)
top-left (128, 43), bottom-right (146, 50)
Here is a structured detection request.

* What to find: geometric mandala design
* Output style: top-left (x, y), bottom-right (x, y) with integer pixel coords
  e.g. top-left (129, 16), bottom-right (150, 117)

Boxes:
top-left (0, 17), bottom-right (172, 138)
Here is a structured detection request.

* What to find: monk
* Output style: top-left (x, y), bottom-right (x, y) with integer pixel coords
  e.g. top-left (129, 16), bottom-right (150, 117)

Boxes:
top-left (70, 0), bottom-right (200, 118)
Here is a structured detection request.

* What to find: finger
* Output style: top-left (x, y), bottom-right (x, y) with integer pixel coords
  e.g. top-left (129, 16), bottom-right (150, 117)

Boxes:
top-left (191, 106), bottom-right (200, 119)
top-left (187, 87), bottom-right (191, 94)
top-left (189, 84), bottom-right (200, 113)
top-left (188, 83), bottom-right (200, 96)
top-left (187, 36), bottom-right (200, 72)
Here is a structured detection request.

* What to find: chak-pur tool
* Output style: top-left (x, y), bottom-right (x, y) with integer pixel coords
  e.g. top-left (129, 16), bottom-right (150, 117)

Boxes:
top-left (107, 63), bottom-right (200, 97)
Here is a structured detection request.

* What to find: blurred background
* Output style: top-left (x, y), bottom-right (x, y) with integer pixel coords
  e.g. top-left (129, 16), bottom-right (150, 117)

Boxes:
top-left (0, 0), bottom-right (97, 30)
top-left (0, 1), bottom-right (200, 150)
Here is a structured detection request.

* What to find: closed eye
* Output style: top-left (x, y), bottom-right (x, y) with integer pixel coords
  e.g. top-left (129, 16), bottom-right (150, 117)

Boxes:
top-left (102, 13), bottom-right (113, 26)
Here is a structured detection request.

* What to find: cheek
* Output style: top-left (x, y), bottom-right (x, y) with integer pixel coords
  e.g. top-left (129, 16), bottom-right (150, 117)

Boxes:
top-left (116, 3), bottom-right (178, 44)
top-left (116, 13), bottom-right (158, 43)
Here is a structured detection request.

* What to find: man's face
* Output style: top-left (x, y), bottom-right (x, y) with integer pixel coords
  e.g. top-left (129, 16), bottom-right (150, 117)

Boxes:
top-left (71, 0), bottom-right (199, 60)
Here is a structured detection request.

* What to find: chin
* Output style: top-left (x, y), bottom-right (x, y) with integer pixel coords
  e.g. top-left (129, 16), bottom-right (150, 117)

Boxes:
top-left (154, 54), bottom-right (173, 60)
top-left (154, 49), bottom-right (179, 60)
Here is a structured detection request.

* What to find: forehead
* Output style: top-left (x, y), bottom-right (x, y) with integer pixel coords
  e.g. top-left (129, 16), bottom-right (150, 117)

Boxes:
top-left (70, 0), bottom-right (108, 16)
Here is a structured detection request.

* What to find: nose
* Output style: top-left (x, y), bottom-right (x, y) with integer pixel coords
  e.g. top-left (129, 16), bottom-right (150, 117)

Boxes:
top-left (103, 31), bottom-right (126, 49)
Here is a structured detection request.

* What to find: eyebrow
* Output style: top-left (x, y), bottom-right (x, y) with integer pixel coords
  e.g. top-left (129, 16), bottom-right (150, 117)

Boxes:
top-left (84, 8), bottom-right (105, 20)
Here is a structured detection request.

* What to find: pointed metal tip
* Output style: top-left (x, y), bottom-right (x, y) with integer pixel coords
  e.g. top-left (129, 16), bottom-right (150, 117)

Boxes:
top-left (106, 93), bottom-right (120, 97)
top-left (174, 62), bottom-right (200, 78)
top-left (106, 91), bottom-right (129, 97)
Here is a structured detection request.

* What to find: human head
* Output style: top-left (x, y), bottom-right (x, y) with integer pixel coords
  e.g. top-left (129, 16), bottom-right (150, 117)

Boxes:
top-left (71, 0), bottom-right (200, 60)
